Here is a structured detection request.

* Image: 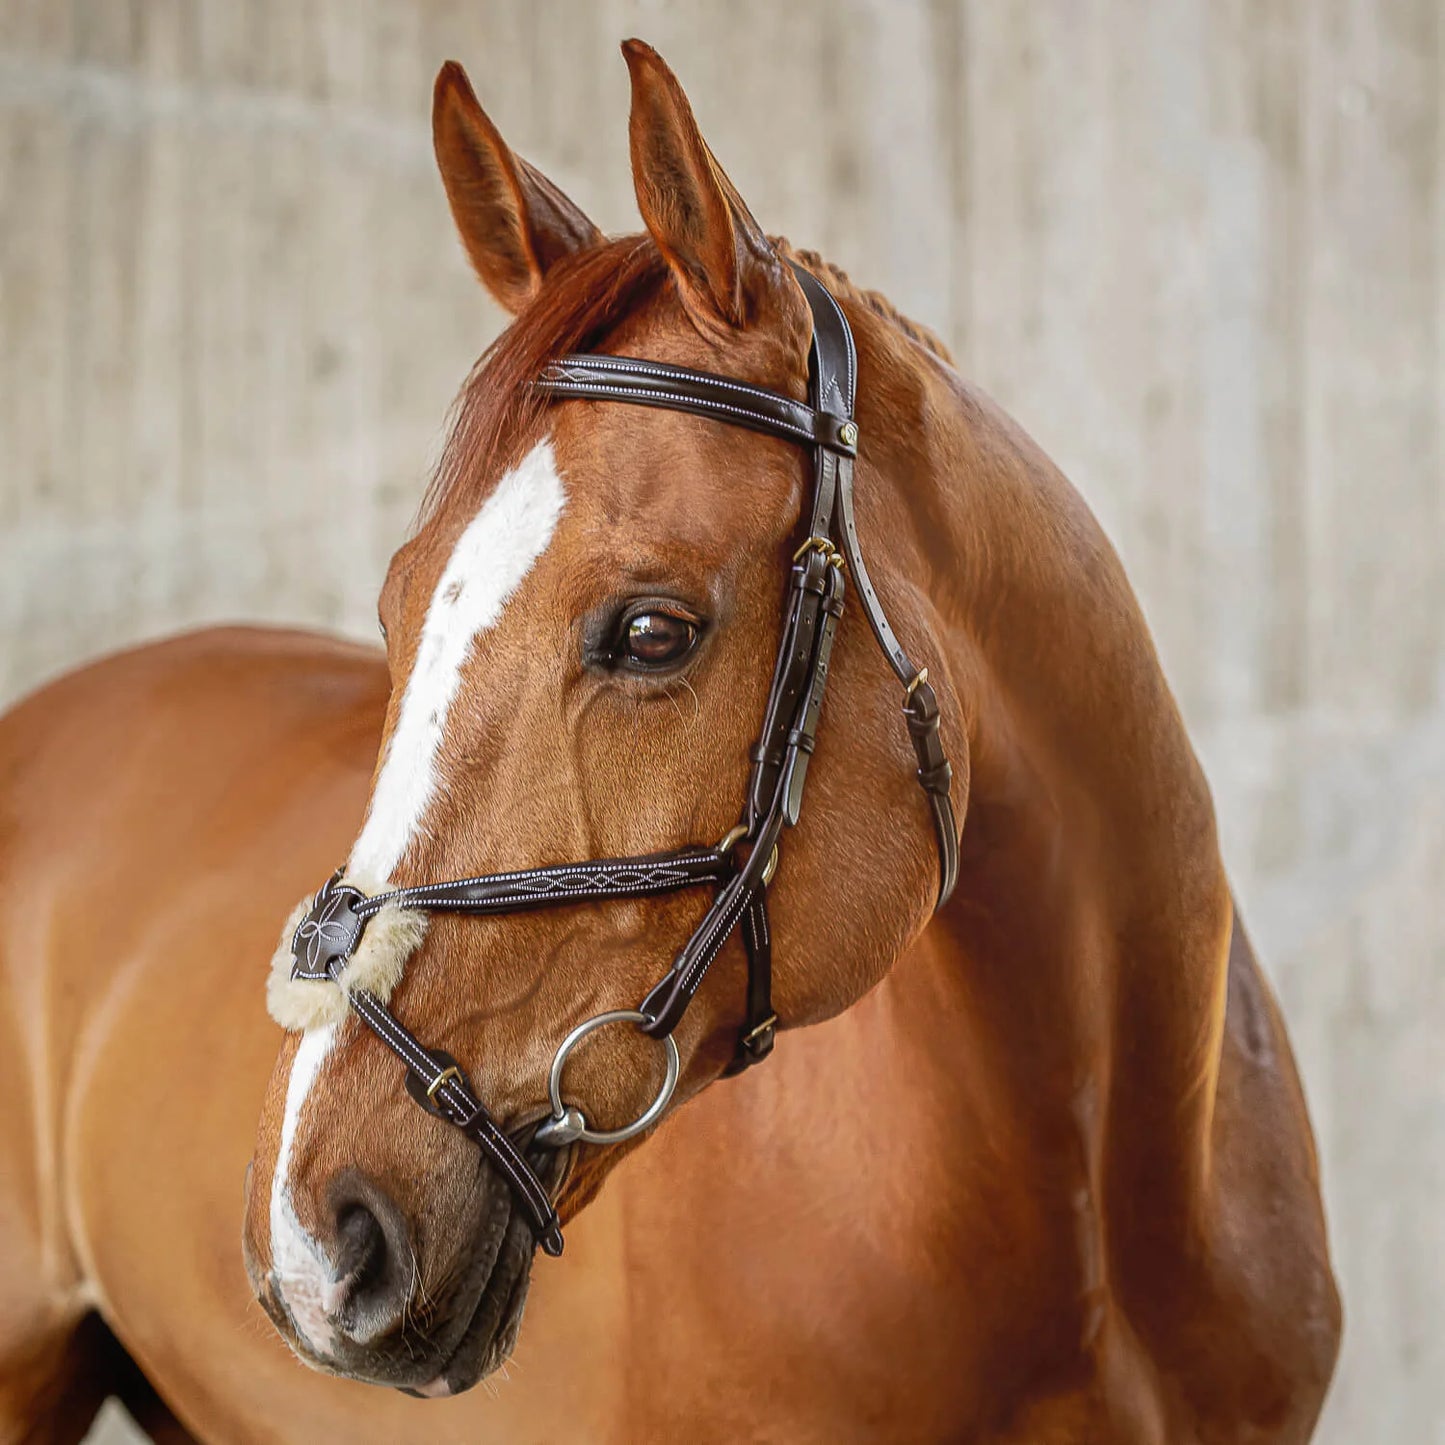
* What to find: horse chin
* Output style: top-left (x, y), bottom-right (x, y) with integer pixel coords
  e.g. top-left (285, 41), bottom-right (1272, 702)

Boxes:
top-left (402, 1202), bottom-right (538, 1397)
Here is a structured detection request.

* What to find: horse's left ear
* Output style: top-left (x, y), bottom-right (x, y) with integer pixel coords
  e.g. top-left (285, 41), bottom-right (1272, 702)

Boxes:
top-left (622, 39), bottom-right (784, 338)
top-left (433, 60), bottom-right (603, 314)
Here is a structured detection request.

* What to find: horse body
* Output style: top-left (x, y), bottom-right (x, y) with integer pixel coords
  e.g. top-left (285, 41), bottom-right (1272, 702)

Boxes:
top-left (0, 40), bottom-right (1338, 1444)
top-left (0, 433), bottom-right (1336, 1443)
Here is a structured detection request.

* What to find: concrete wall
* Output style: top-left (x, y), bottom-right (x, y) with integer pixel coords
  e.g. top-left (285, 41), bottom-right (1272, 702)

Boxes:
top-left (1, 2), bottom-right (1440, 1440)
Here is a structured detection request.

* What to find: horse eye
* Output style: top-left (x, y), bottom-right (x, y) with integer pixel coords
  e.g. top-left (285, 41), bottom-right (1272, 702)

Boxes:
top-left (622, 611), bottom-right (697, 668)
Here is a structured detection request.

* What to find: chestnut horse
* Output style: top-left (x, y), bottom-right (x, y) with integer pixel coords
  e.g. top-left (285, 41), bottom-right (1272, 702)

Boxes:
top-left (0, 41), bottom-right (1339, 1445)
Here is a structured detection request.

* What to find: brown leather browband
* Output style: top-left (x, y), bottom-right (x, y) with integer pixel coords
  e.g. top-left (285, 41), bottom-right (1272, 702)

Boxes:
top-left (286, 262), bottom-right (959, 1258)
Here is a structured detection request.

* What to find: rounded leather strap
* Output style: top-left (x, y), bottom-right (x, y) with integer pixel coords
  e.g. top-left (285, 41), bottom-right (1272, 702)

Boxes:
top-left (537, 355), bottom-right (859, 456)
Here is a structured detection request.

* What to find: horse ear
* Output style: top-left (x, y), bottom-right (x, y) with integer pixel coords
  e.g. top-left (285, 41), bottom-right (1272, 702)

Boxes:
top-left (621, 39), bottom-right (782, 337)
top-left (432, 61), bottom-right (603, 314)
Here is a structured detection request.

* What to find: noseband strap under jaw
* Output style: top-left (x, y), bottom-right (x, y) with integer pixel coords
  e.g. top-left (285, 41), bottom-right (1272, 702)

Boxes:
top-left (284, 263), bottom-right (959, 1258)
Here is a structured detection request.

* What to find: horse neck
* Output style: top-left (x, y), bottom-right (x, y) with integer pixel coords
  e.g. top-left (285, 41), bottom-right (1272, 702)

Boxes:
top-left (853, 314), bottom-right (1235, 1245)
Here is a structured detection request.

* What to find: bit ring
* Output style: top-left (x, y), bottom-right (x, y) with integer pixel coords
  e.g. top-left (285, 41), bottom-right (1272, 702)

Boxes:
top-left (534, 1010), bottom-right (680, 1148)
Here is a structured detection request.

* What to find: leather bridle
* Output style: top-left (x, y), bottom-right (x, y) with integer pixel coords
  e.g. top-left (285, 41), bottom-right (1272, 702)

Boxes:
top-left (284, 264), bottom-right (959, 1258)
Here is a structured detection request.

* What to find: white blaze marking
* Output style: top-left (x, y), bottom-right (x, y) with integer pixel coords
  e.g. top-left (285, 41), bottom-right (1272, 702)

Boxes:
top-left (349, 438), bottom-right (567, 883)
top-left (269, 1022), bottom-right (339, 1354)
top-left (267, 440), bottom-right (564, 1354)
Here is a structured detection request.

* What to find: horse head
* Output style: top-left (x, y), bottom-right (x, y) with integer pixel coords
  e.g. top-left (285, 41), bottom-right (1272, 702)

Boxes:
top-left (242, 41), bottom-right (958, 1394)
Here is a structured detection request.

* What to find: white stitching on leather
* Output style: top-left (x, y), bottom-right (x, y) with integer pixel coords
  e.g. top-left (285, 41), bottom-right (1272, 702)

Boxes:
top-left (540, 380), bottom-right (816, 445)
top-left (544, 356), bottom-right (798, 409)
top-left (375, 848), bottom-right (717, 896)
top-left (347, 993), bottom-right (549, 1218)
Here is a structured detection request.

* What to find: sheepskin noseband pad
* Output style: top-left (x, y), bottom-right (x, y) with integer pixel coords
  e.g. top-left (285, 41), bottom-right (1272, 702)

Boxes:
top-left (266, 874), bottom-right (427, 1032)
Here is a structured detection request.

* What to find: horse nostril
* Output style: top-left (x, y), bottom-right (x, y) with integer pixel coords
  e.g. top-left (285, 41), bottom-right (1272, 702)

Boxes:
top-left (326, 1179), bottom-right (412, 1341)
top-left (336, 1203), bottom-right (388, 1297)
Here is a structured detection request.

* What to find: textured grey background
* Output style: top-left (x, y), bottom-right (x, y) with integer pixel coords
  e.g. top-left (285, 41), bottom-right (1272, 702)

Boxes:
top-left (0, 1), bottom-right (1439, 1441)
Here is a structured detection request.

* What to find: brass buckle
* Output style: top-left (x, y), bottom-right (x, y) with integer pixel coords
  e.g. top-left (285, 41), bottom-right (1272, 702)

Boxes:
top-left (718, 824), bottom-right (778, 886)
top-left (904, 667), bottom-right (929, 702)
top-left (792, 536), bottom-right (837, 563)
top-left (426, 1064), bottom-right (462, 1102)
top-left (742, 1013), bottom-right (778, 1046)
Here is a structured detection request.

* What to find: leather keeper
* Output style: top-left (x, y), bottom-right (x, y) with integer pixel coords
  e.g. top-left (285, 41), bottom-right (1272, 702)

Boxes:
top-left (904, 682), bottom-right (953, 792)
top-left (917, 759), bottom-right (954, 795)
top-left (731, 1022), bottom-right (776, 1070)
top-left (405, 1049), bottom-right (469, 1120)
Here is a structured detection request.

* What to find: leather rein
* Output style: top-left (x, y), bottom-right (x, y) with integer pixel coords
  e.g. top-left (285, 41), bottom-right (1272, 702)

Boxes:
top-left (284, 264), bottom-right (959, 1258)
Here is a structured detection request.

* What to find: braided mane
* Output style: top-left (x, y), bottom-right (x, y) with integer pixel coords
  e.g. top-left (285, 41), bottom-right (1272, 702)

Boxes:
top-left (777, 242), bottom-right (954, 366)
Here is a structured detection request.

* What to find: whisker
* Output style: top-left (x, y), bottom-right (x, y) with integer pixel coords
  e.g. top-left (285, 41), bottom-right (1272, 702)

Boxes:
top-left (677, 675), bottom-right (701, 726)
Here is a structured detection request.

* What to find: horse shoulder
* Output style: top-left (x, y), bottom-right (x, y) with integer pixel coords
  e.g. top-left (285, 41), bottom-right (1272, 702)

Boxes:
top-left (0, 626), bottom-right (388, 1439)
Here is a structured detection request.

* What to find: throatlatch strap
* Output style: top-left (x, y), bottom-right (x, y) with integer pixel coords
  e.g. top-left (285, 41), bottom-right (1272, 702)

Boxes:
top-left (795, 264), bottom-right (959, 907)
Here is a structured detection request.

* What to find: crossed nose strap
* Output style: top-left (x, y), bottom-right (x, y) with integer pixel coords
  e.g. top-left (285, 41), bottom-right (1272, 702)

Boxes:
top-left (288, 845), bottom-right (750, 1256)
top-left (288, 877), bottom-right (563, 1255)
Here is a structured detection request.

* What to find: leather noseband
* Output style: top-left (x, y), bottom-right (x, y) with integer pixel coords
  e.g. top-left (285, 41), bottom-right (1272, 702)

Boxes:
top-left (284, 262), bottom-right (959, 1258)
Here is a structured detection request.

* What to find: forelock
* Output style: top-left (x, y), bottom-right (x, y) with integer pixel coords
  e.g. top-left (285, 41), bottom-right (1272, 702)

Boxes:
top-left (421, 237), bottom-right (671, 526)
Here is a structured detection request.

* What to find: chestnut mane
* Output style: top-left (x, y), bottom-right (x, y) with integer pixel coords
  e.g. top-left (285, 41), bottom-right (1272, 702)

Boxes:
top-left (422, 235), bottom-right (950, 523)
top-left (423, 237), bottom-right (670, 522)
